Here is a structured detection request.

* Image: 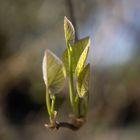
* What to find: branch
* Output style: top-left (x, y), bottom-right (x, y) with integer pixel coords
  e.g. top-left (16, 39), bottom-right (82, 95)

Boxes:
top-left (45, 117), bottom-right (86, 131)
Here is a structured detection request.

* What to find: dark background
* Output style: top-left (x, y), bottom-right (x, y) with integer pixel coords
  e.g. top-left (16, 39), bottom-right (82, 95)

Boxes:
top-left (0, 0), bottom-right (140, 140)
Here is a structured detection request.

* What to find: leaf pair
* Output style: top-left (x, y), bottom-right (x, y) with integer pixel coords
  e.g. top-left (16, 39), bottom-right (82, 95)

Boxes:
top-left (63, 17), bottom-right (90, 98)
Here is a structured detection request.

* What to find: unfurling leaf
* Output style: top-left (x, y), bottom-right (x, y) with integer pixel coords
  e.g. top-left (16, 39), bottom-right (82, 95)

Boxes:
top-left (42, 49), bottom-right (66, 94)
top-left (64, 16), bottom-right (75, 43)
top-left (77, 64), bottom-right (90, 98)
top-left (72, 37), bottom-right (90, 74)
top-left (63, 37), bottom-right (90, 75)
top-left (75, 41), bottom-right (90, 77)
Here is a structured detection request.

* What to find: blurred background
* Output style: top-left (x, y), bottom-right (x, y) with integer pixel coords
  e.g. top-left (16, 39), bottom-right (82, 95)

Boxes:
top-left (0, 0), bottom-right (140, 140)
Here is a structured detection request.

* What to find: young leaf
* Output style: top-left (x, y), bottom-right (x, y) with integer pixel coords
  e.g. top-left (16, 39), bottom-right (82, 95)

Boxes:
top-left (75, 42), bottom-right (90, 77)
top-left (77, 64), bottom-right (90, 98)
top-left (64, 16), bottom-right (75, 43)
top-left (63, 37), bottom-right (90, 75)
top-left (42, 49), bottom-right (66, 94)
top-left (72, 37), bottom-right (90, 74)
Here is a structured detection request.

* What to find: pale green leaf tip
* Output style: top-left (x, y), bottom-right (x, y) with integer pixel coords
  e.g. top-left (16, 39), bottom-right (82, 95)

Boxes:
top-left (64, 16), bottom-right (68, 21)
top-left (64, 16), bottom-right (69, 25)
top-left (86, 36), bottom-right (91, 46)
top-left (64, 16), bottom-right (75, 34)
top-left (83, 36), bottom-right (91, 47)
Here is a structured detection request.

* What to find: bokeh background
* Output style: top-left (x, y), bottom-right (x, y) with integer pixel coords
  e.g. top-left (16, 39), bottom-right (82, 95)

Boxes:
top-left (0, 0), bottom-right (140, 140)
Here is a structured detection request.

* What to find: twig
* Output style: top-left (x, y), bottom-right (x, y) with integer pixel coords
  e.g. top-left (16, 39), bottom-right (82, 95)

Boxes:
top-left (56, 121), bottom-right (80, 130)
top-left (45, 117), bottom-right (86, 131)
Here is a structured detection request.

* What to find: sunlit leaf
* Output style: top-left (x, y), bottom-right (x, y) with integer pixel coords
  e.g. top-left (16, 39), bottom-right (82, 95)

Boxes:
top-left (42, 49), bottom-right (66, 94)
top-left (63, 37), bottom-right (90, 75)
top-left (72, 37), bottom-right (90, 74)
top-left (75, 42), bottom-right (90, 77)
top-left (64, 16), bottom-right (75, 43)
top-left (77, 64), bottom-right (90, 98)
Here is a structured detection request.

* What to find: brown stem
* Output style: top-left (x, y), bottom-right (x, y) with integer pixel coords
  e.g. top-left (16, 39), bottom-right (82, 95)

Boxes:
top-left (56, 121), bottom-right (80, 130)
top-left (45, 117), bottom-right (86, 131)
